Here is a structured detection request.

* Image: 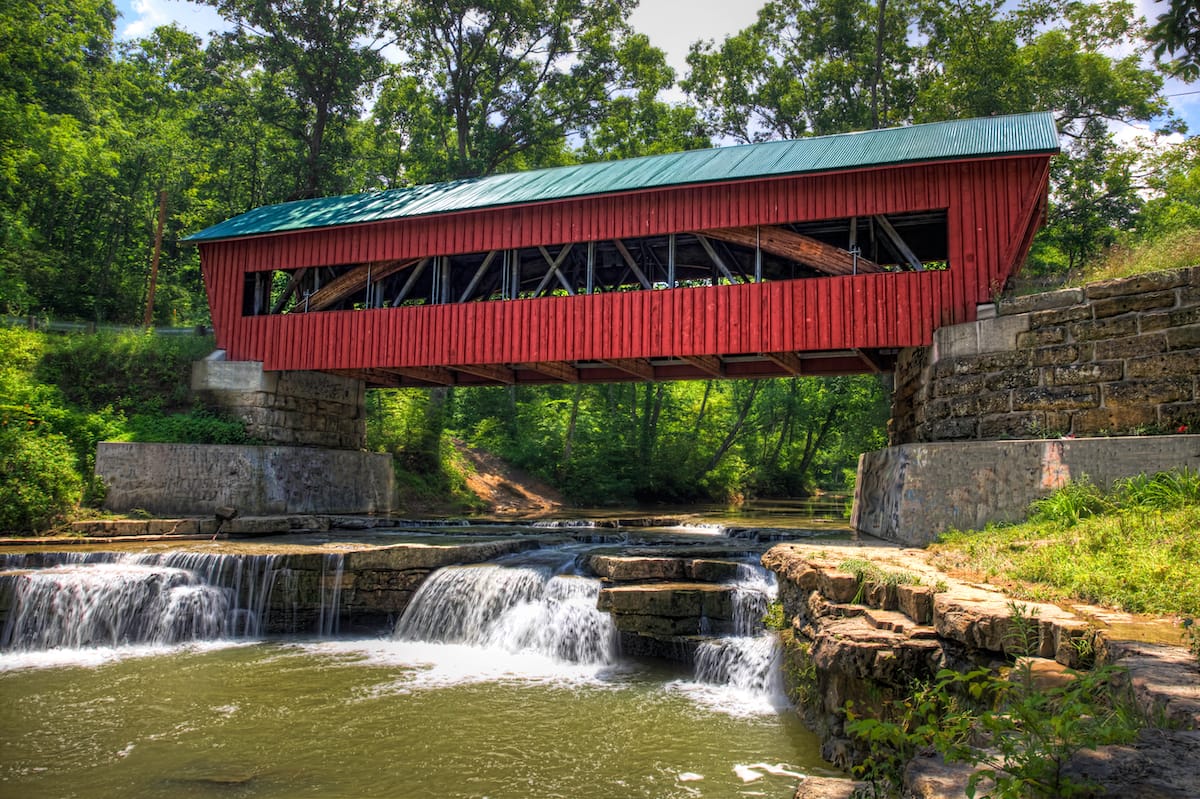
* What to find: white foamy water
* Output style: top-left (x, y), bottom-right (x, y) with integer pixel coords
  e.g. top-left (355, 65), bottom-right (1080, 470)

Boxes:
top-left (667, 562), bottom-right (788, 717)
top-left (395, 556), bottom-right (617, 666)
top-left (0, 550), bottom-right (345, 658)
top-left (0, 639), bottom-right (252, 673)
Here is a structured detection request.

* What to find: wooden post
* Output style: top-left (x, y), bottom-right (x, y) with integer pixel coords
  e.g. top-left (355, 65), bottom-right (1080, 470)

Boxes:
top-left (143, 189), bottom-right (167, 327)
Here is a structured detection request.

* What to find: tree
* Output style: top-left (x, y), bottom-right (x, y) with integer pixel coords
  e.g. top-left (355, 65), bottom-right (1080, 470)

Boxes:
top-left (377, 0), bottom-right (682, 181)
top-left (1149, 0), bottom-right (1200, 80)
top-left (200, 0), bottom-right (388, 198)
top-left (683, 0), bottom-right (920, 142)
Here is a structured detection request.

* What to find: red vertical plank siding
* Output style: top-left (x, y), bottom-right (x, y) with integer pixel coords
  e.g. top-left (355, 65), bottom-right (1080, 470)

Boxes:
top-left (198, 154), bottom-right (1053, 377)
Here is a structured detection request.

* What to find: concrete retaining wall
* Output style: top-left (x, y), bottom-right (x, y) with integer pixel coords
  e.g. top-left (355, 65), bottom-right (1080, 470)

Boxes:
top-left (852, 434), bottom-right (1200, 546)
top-left (95, 442), bottom-right (395, 516)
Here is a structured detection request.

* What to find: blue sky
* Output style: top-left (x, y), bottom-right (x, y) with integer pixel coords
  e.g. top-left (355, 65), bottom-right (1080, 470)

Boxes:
top-left (111, 0), bottom-right (1199, 138)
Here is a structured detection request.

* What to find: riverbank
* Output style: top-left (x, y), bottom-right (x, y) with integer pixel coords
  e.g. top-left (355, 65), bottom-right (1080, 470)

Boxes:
top-left (762, 539), bottom-right (1200, 798)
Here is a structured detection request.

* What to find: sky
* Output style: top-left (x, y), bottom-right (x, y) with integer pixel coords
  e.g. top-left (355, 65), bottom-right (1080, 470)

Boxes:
top-left (111, 0), bottom-right (1199, 137)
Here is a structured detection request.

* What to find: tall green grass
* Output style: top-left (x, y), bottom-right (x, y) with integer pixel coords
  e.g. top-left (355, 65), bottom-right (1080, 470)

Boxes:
top-left (933, 469), bottom-right (1200, 616)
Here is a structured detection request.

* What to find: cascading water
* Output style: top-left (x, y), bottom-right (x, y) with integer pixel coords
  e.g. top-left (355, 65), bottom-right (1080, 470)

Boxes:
top-left (679, 561), bottom-right (788, 712)
top-left (1, 564), bottom-right (229, 650)
top-left (0, 550), bottom-right (345, 652)
top-left (394, 550), bottom-right (616, 665)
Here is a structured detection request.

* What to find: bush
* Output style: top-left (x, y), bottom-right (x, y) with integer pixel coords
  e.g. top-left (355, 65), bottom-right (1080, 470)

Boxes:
top-left (0, 425), bottom-right (83, 533)
top-left (121, 411), bottom-right (254, 445)
top-left (36, 331), bottom-right (214, 413)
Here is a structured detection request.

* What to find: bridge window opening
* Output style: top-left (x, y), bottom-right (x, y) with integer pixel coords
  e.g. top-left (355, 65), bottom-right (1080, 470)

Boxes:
top-left (240, 210), bottom-right (948, 317)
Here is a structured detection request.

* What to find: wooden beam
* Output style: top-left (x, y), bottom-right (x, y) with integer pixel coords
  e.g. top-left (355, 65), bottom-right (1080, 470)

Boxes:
top-left (307, 259), bottom-right (420, 311)
top-left (520, 361), bottom-right (579, 383)
top-left (873, 215), bottom-right (923, 271)
top-left (533, 244), bottom-right (575, 297)
top-left (269, 268), bottom-right (309, 314)
top-left (458, 251), bottom-right (499, 303)
top-left (393, 257), bottom-right (431, 306)
top-left (702, 226), bottom-right (884, 276)
top-left (603, 358), bottom-right (655, 381)
top-left (762, 352), bottom-right (804, 375)
top-left (693, 235), bottom-right (740, 283)
top-left (388, 366), bottom-right (457, 386)
top-left (681, 355), bottom-right (724, 377)
top-left (853, 348), bottom-right (884, 373)
top-left (453, 363), bottom-right (516, 384)
top-left (612, 240), bottom-right (653, 289)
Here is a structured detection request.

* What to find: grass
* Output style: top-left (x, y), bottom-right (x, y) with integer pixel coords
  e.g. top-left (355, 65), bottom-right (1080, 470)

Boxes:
top-left (930, 470), bottom-right (1200, 617)
top-left (1072, 226), bottom-right (1200, 286)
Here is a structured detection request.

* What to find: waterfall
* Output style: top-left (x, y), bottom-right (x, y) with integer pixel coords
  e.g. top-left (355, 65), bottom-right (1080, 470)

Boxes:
top-left (694, 637), bottom-right (783, 695)
top-left (1, 564), bottom-right (230, 650)
top-left (394, 555), bottom-right (616, 665)
top-left (318, 553), bottom-right (345, 637)
top-left (674, 561), bottom-right (787, 712)
top-left (1, 550), bottom-right (345, 652)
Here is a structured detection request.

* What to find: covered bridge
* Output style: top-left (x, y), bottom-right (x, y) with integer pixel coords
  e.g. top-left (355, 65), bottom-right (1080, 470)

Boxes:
top-left (187, 112), bottom-right (1059, 386)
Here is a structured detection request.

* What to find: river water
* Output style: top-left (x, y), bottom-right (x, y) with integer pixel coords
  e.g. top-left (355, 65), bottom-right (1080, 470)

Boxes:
top-left (0, 515), bottom-right (846, 798)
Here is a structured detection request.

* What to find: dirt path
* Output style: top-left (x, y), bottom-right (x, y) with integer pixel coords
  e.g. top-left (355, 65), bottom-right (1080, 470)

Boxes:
top-left (453, 439), bottom-right (564, 516)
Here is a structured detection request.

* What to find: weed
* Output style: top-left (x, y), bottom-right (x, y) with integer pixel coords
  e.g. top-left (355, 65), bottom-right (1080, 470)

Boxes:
top-left (1183, 618), bottom-right (1200, 662)
top-left (1030, 477), bottom-right (1111, 526)
top-left (1113, 468), bottom-right (1200, 511)
top-left (762, 600), bottom-right (787, 631)
top-left (782, 632), bottom-right (819, 709)
top-left (847, 665), bottom-right (1140, 799)
top-left (1003, 601), bottom-right (1041, 660)
top-left (930, 471), bottom-right (1200, 618)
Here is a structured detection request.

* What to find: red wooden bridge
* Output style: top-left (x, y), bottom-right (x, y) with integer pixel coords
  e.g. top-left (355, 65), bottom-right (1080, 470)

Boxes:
top-left (188, 113), bottom-right (1058, 386)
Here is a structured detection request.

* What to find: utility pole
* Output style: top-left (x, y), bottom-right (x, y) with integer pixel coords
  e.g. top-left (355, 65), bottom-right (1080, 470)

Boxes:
top-left (143, 189), bottom-right (167, 327)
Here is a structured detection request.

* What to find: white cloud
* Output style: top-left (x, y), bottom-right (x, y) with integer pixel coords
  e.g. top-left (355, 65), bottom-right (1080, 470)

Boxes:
top-left (117, 0), bottom-right (229, 42)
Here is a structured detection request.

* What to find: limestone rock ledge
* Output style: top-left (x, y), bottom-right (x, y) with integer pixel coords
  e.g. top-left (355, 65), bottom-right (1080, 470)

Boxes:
top-left (762, 542), bottom-right (1200, 770)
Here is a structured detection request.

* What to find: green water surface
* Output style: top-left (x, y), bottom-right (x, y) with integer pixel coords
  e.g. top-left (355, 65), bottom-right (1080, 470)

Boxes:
top-left (0, 641), bottom-right (836, 799)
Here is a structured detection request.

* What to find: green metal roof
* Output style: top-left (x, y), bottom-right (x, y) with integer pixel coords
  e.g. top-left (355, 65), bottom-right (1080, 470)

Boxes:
top-left (186, 111), bottom-right (1059, 243)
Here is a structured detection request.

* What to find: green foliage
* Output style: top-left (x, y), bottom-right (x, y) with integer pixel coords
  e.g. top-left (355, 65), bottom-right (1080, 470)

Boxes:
top-left (36, 331), bottom-right (214, 412)
top-left (1182, 618), bottom-right (1200, 662)
top-left (847, 665), bottom-right (1139, 799)
top-left (1029, 477), bottom-right (1111, 526)
top-left (782, 632), bottom-right (819, 708)
top-left (933, 471), bottom-right (1200, 616)
top-left (0, 328), bottom-right (246, 531)
top-left (0, 424), bottom-right (83, 533)
top-left (839, 558), bottom-right (923, 600)
top-left (1003, 601), bottom-right (1042, 660)
top-left (1149, 0), bottom-right (1200, 80)
top-left (442, 375), bottom-right (889, 506)
top-left (119, 411), bottom-right (253, 445)
top-left (762, 600), bottom-right (786, 631)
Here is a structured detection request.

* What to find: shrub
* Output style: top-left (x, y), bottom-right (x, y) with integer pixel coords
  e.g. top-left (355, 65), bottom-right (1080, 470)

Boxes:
top-left (0, 425), bottom-right (83, 533)
top-left (848, 665), bottom-right (1139, 799)
top-left (35, 331), bottom-right (214, 413)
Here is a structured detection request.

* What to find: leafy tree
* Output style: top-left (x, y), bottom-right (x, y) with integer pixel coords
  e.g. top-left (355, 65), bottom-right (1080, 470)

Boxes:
top-left (683, 0), bottom-right (920, 142)
top-left (1149, 0), bottom-right (1200, 80)
top-left (377, 0), bottom-right (683, 181)
top-left (200, 0), bottom-right (388, 198)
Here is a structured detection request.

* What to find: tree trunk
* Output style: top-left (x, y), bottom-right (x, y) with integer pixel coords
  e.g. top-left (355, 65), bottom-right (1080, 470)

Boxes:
top-left (702, 382), bottom-right (761, 475)
top-left (870, 0), bottom-right (889, 129)
top-left (559, 384), bottom-right (583, 481)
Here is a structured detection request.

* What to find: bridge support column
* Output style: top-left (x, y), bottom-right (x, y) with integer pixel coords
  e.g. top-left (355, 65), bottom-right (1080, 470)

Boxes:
top-left (191, 355), bottom-right (366, 450)
top-left (855, 266), bottom-right (1200, 546)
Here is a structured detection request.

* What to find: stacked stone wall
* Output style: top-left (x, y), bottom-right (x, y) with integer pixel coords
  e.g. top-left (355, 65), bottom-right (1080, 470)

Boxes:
top-left (192, 359), bottom-right (366, 450)
top-left (892, 267), bottom-right (1200, 444)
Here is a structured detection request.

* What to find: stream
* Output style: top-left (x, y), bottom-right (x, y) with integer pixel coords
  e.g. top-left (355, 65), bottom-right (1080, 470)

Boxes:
top-left (0, 514), bottom-right (847, 798)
